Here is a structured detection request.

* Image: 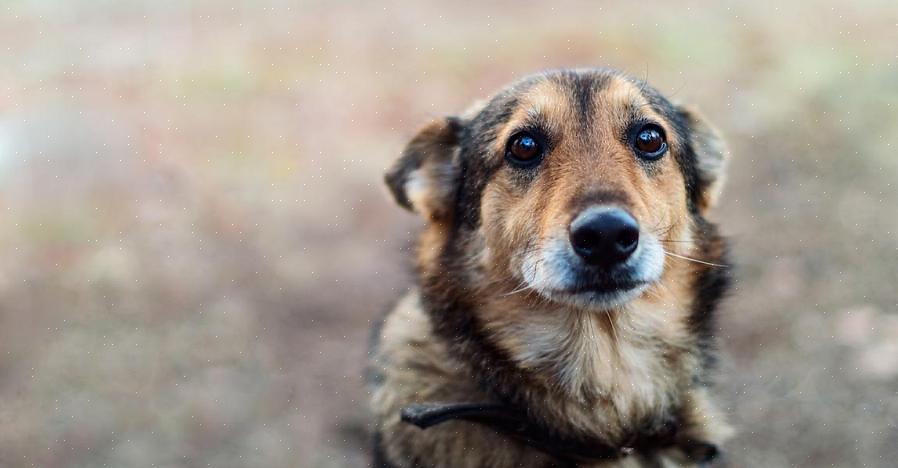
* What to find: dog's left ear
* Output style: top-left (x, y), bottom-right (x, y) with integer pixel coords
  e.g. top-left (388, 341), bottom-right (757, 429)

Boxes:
top-left (678, 106), bottom-right (729, 212)
top-left (384, 116), bottom-right (464, 221)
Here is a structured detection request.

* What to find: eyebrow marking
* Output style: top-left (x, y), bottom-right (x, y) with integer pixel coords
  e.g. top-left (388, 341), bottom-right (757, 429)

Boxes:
top-left (518, 111), bottom-right (553, 134)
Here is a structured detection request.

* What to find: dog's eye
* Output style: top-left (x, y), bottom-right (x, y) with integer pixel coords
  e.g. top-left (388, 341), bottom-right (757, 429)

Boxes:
top-left (506, 132), bottom-right (543, 166)
top-left (633, 124), bottom-right (667, 160)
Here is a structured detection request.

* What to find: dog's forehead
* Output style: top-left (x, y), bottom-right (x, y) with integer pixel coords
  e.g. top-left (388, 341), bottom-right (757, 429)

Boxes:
top-left (470, 70), bottom-right (670, 145)
top-left (452, 69), bottom-right (694, 229)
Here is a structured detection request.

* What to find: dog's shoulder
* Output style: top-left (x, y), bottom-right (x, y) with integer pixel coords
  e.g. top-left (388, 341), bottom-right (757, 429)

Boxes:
top-left (369, 289), bottom-right (475, 400)
top-left (369, 290), bottom-right (559, 467)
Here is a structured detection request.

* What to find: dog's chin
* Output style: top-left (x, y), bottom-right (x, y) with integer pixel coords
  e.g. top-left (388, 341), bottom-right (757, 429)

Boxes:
top-left (539, 281), bottom-right (652, 311)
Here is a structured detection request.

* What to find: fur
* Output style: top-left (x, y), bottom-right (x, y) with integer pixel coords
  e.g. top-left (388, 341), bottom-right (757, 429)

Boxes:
top-left (370, 68), bottom-right (734, 467)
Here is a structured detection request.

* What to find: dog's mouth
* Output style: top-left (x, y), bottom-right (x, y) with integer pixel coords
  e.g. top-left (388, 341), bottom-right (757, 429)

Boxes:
top-left (543, 278), bottom-right (653, 310)
top-left (557, 278), bottom-right (648, 295)
top-left (519, 235), bottom-right (666, 310)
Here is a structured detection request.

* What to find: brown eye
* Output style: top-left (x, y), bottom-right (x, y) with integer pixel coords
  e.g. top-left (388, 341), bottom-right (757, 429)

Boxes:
top-left (506, 132), bottom-right (543, 166)
top-left (633, 124), bottom-right (667, 160)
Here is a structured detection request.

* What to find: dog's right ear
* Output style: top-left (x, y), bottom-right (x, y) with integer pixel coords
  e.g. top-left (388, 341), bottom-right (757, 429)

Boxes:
top-left (384, 116), bottom-right (464, 220)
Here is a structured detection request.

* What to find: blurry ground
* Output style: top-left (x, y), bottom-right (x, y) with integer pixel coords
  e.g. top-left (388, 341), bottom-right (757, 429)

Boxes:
top-left (1, 1), bottom-right (897, 467)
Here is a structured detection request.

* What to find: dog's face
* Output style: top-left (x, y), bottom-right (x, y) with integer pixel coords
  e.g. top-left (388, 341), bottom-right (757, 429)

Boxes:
top-left (386, 69), bottom-right (726, 311)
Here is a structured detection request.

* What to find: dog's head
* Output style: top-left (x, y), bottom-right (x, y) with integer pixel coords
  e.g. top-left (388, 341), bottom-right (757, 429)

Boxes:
top-left (386, 69), bottom-right (727, 311)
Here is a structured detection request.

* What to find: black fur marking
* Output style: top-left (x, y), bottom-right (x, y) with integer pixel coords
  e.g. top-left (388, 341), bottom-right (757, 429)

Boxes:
top-left (686, 217), bottom-right (732, 379)
top-left (553, 70), bottom-right (612, 139)
top-left (454, 96), bottom-right (520, 228)
top-left (671, 108), bottom-right (705, 215)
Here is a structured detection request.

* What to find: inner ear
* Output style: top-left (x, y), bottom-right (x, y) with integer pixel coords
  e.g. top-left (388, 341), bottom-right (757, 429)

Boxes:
top-left (678, 106), bottom-right (728, 212)
top-left (384, 116), bottom-right (463, 220)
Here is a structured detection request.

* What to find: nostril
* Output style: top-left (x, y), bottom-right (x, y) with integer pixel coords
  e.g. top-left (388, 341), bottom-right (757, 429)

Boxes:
top-left (569, 208), bottom-right (640, 266)
top-left (570, 227), bottom-right (601, 254)
top-left (615, 226), bottom-right (639, 254)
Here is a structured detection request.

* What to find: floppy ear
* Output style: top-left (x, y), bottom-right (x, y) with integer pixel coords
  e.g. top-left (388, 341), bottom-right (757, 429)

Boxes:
top-left (678, 107), bottom-right (729, 212)
top-left (384, 116), bottom-right (464, 220)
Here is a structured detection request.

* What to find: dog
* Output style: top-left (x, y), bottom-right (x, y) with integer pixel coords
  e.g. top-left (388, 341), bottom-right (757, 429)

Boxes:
top-left (368, 68), bottom-right (733, 467)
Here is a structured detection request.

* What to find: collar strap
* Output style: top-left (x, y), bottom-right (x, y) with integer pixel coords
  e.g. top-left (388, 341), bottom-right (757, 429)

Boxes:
top-left (401, 402), bottom-right (718, 465)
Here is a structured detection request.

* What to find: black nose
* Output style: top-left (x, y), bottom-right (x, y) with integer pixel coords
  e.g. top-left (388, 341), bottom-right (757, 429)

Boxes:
top-left (569, 208), bottom-right (640, 266)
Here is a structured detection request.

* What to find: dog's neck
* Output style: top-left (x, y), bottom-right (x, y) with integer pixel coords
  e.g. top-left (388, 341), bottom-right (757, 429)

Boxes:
top-left (476, 271), bottom-right (701, 442)
top-left (422, 288), bottom-right (698, 444)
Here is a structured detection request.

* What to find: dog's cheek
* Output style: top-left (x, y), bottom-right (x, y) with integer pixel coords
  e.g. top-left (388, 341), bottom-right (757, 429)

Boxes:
top-left (478, 183), bottom-right (518, 270)
top-left (645, 162), bottom-right (688, 239)
top-left (484, 179), bottom-right (548, 279)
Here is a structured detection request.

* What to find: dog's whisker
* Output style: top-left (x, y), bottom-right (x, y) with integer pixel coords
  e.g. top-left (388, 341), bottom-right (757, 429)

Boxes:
top-left (648, 222), bottom-right (676, 238)
top-left (663, 250), bottom-right (728, 268)
top-left (657, 226), bottom-right (676, 238)
top-left (502, 281), bottom-right (534, 297)
top-left (653, 281), bottom-right (677, 301)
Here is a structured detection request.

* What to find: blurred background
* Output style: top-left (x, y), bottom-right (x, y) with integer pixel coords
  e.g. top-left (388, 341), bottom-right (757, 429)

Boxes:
top-left (1, 1), bottom-right (897, 467)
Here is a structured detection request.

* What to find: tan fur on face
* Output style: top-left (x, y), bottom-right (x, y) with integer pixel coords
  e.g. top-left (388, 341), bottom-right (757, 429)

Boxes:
top-left (478, 78), bottom-right (695, 305)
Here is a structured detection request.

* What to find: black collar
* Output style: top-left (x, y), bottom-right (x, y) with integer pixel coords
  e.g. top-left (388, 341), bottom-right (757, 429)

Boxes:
top-left (401, 402), bottom-right (718, 465)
